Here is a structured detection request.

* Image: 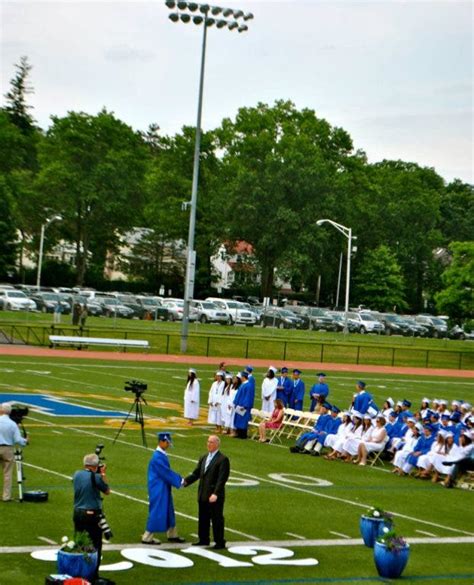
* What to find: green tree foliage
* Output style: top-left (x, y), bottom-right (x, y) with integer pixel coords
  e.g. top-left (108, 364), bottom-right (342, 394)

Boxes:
top-left (35, 110), bottom-right (148, 285)
top-left (142, 126), bottom-right (222, 295)
top-left (358, 161), bottom-right (444, 311)
top-left (214, 100), bottom-right (356, 297)
top-left (353, 245), bottom-right (407, 312)
top-left (435, 242), bottom-right (474, 320)
top-left (0, 176), bottom-right (18, 279)
top-left (439, 180), bottom-right (474, 244)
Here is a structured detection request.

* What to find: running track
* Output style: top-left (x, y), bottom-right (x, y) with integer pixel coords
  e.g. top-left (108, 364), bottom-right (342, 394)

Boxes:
top-left (0, 344), bottom-right (473, 378)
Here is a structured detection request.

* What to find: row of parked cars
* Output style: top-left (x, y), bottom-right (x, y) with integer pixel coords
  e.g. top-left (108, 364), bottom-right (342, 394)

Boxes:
top-left (0, 285), bottom-right (472, 339)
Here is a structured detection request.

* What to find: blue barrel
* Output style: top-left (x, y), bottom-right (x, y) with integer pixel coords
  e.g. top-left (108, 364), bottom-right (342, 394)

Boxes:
top-left (57, 549), bottom-right (98, 580)
top-left (374, 541), bottom-right (410, 578)
top-left (359, 515), bottom-right (392, 548)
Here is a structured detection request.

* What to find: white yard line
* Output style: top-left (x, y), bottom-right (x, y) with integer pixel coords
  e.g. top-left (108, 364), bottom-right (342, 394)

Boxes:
top-left (285, 532), bottom-right (306, 540)
top-left (2, 535), bottom-right (474, 555)
top-left (37, 537), bottom-right (57, 545)
top-left (329, 531), bottom-right (351, 539)
top-left (416, 529), bottom-right (438, 537)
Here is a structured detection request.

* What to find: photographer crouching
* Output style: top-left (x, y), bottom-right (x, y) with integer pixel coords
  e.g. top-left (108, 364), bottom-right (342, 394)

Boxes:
top-left (0, 402), bottom-right (28, 502)
top-left (73, 453), bottom-right (113, 585)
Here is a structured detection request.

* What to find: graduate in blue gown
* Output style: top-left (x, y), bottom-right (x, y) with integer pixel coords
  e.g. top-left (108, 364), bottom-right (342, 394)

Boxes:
top-left (290, 369), bottom-right (305, 411)
top-left (233, 371), bottom-right (255, 439)
top-left (276, 367), bottom-right (293, 406)
top-left (352, 381), bottom-right (373, 415)
top-left (309, 373), bottom-right (330, 412)
top-left (142, 432), bottom-right (185, 544)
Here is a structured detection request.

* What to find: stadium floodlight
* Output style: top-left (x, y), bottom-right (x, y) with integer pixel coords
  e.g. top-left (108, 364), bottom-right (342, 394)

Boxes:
top-left (315, 219), bottom-right (353, 334)
top-left (167, 2), bottom-right (253, 352)
top-left (36, 214), bottom-right (63, 290)
top-left (233, 9), bottom-right (243, 18)
top-left (243, 12), bottom-right (254, 20)
top-left (237, 23), bottom-right (248, 32)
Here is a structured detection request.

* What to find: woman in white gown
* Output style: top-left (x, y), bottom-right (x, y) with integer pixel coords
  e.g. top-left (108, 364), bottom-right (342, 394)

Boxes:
top-left (220, 373), bottom-right (234, 433)
top-left (355, 415), bottom-right (388, 465)
top-left (183, 368), bottom-right (200, 425)
top-left (325, 412), bottom-right (352, 457)
top-left (392, 424), bottom-right (421, 474)
top-left (208, 370), bottom-right (225, 431)
top-left (342, 415), bottom-right (372, 461)
top-left (261, 366), bottom-right (278, 414)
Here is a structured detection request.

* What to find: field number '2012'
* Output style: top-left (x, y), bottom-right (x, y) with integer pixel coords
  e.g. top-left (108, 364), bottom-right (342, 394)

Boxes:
top-left (121, 545), bottom-right (319, 569)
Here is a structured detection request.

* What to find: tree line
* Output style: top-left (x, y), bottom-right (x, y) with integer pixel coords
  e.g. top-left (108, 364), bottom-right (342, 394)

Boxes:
top-left (1, 57), bottom-right (473, 320)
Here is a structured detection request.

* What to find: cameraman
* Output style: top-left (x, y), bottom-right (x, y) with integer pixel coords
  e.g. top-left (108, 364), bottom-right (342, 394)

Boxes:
top-left (0, 403), bottom-right (28, 502)
top-left (73, 453), bottom-right (111, 585)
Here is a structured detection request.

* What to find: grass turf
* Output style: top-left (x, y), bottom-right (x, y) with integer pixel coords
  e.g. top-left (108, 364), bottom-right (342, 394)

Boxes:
top-left (0, 354), bottom-right (473, 585)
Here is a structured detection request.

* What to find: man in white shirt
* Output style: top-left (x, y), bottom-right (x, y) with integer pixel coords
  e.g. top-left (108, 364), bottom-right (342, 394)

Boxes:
top-left (0, 403), bottom-right (28, 502)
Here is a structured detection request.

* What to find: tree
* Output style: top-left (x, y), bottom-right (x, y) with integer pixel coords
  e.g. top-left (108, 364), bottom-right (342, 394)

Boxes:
top-left (439, 180), bottom-right (474, 244)
top-left (4, 56), bottom-right (35, 133)
top-left (353, 245), bottom-right (407, 312)
top-left (214, 100), bottom-right (357, 298)
top-left (0, 176), bottom-right (18, 279)
top-left (35, 110), bottom-right (148, 285)
top-left (435, 242), bottom-right (474, 321)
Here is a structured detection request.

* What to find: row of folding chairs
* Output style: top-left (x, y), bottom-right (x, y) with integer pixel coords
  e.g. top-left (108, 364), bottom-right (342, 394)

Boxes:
top-left (248, 408), bottom-right (320, 444)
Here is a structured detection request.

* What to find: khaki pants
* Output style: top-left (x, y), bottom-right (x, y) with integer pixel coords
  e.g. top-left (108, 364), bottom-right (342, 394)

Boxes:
top-left (0, 446), bottom-right (14, 501)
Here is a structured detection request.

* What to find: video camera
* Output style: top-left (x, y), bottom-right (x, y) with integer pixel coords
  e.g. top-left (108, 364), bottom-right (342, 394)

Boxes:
top-left (95, 443), bottom-right (105, 470)
top-left (9, 405), bottom-right (29, 426)
top-left (124, 380), bottom-right (147, 396)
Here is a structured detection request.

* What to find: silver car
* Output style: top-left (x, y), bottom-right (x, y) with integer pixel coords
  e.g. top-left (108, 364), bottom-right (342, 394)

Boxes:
top-left (191, 300), bottom-right (230, 324)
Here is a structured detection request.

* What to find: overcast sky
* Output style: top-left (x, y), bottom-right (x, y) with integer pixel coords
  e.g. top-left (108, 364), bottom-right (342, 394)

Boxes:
top-left (1, 0), bottom-right (472, 183)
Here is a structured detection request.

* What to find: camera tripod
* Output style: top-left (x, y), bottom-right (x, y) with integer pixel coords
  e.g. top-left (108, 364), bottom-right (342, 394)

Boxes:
top-left (14, 448), bottom-right (24, 502)
top-left (113, 393), bottom-right (148, 447)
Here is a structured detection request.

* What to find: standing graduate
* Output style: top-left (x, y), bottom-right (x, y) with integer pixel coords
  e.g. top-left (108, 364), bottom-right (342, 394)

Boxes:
top-left (233, 371), bottom-right (255, 439)
top-left (352, 381), bottom-right (373, 415)
top-left (142, 433), bottom-right (185, 545)
top-left (276, 367), bottom-right (293, 406)
top-left (290, 369), bottom-right (305, 411)
top-left (208, 371), bottom-right (225, 432)
top-left (309, 373), bottom-right (330, 412)
top-left (184, 369), bottom-right (200, 426)
top-left (261, 366), bottom-right (278, 414)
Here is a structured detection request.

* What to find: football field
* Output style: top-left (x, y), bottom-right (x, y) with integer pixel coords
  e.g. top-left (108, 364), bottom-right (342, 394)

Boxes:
top-left (0, 353), bottom-right (473, 585)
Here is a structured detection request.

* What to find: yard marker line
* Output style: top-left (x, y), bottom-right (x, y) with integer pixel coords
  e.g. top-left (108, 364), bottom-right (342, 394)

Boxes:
top-left (329, 531), bottom-right (351, 539)
top-left (51, 430), bottom-right (63, 435)
top-left (37, 537), bottom-right (57, 545)
top-left (416, 529), bottom-right (438, 537)
top-left (21, 462), bottom-right (260, 542)
top-left (2, 535), bottom-right (474, 555)
top-left (285, 532), bottom-right (306, 540)
top-left (24, 417), bottom-right (474, 538)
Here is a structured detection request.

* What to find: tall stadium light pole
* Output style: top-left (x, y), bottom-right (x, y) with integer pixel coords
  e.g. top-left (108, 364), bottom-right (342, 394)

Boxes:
top-left (36, 215), bottom-right (63, 290)
top-left (316, 219), bottom-right (353, 335)
top-left (165, 1), bottom-right (253, 353)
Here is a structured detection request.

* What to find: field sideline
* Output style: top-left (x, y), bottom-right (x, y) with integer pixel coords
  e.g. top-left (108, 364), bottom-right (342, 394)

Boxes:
top-left (0, 348), bottom-right (473, 585)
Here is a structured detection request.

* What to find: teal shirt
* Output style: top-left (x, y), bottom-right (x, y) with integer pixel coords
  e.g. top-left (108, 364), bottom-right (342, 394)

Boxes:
top-left (73, 469), bottom-right (108, 510)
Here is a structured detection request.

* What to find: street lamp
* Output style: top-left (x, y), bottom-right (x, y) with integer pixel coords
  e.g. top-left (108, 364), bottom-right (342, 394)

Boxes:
top-left (316, 219), bottom-right (355, 334)
top-left (36, 214), bottom-right (62, 290)
top-left (165, 1), bottom-right (253, 352)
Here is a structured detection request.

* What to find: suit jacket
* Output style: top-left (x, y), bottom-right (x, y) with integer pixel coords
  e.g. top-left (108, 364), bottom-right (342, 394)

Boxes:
top-left (185, 451), bottom-right (230, 503)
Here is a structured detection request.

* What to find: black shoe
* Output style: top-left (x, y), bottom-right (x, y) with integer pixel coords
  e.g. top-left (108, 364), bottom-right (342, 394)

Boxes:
top-left (141, 538), bottom-right (161, 545)
top-left (192, 541), bottom-right (210, 546)
top-left (311, 451), bottom-right (320, 456)
top-left (289, 446), bottom-right (301, 453)
top-left (213, 543), bottom-right (226, 550)
top-left (94, 578), bottom-right (116, 585)
top-left (168, 536), bottom-right (186, 543)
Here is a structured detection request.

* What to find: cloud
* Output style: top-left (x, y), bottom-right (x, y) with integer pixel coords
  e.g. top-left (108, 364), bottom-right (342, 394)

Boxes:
top-left (104, 44), bottom-right (155, 62)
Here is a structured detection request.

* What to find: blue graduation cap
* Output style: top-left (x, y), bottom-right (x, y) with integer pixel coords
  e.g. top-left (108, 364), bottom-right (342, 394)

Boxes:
top-left (293, 368), bottom-right (302, 375)
top-left (245, 365), bottom-right (254, 372)
top-left (158, 432), bottom-right (172, 443)
top-left (357, 381), bottom-right (366, 389)
top-left (281, 367), bottom-right (289, 373)
top-left (240, 370), bottom-right (249, 379)
top-left (316, 372), bottom-right (327, 378)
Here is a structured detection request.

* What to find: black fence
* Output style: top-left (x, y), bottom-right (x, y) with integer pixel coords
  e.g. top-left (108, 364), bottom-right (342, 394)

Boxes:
top-left (1, 324), bottom-right (473, 371)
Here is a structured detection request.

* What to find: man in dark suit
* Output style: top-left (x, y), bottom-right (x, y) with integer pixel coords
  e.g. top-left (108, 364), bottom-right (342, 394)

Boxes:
top-left (184, 435), bottom-right (230, 549)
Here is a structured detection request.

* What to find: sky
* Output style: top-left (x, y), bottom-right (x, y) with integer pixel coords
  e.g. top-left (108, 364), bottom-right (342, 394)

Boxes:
top-left (1, 0), bottom-right (472, 183)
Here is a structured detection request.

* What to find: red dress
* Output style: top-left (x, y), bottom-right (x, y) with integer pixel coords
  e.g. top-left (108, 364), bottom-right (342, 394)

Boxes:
top-left (265, 408), bottom-right (284, 429)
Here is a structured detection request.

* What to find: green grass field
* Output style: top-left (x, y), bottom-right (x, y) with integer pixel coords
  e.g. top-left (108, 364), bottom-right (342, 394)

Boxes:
top-left (0, 353), bottom-right (473, 585)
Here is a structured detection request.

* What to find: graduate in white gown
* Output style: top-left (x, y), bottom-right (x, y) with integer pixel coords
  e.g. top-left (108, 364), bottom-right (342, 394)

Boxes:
top-left (183, 369), bottom-right (200, 425)
top-left (208, 371), bottom-right (225, 431)
top-left (261, 366), bottom-right (278, 414)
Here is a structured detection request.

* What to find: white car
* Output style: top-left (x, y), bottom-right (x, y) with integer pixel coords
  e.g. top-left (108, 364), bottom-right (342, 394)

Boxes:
top-left (205, 297), bottom-right (257, 326)
top-left (162, 299), bottom-right (198, 322)
top-left (0, 289), bottom-right (37, 311)
top-left (191, 300), bottom-right (230, 324)
top-left (348, 311), bottom-right (385, 334)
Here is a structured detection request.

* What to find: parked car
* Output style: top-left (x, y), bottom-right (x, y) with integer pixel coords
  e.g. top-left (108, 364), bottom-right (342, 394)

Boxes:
top-left (289, 306), bottom-right (336, 331)
top-left (95, 296), bottom-right (134, 319)
top-left (0, 289), bottom-right (37, 311)
top-left (402, 316), bottom-right (430, 337)
top-left (348, 311), bottom-right (385, 334)
top-left (29, 292), bottom-right (71, 315)
top-left (448, 324), bottom-right (474, 341)
top-left (261, 307), bottom-right (306, 329)
top-left (379, 314), bottom-right (412, 336)
top-left (191, 300), bottom-right (230, 324)
top-left (135, 296), bottom-right (170, 321)
top-left (326, 310), bottom-right (360, 333)
top-left (415, 314), bottom-right (448, 338)
top-left (205, 298), bottom-right (257, 326)
top-left (162, 299), bottom-right (198, 322)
